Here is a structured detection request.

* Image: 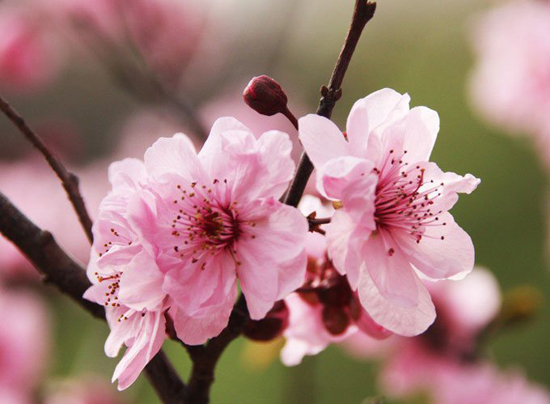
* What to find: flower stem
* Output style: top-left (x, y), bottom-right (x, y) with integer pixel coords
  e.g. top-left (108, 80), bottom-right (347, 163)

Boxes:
top-left (283, 0), bottom-right (377, 208)
top-left (0, 96), bottom-right (94, 244)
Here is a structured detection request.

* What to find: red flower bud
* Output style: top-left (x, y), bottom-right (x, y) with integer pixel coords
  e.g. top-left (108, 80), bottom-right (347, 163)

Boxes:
top-left (322, 306), bottom-right (350, 336)
top-left (243, 300), bottom-right (289, 341)
top-left (243, 75), bottom-right (289, 117)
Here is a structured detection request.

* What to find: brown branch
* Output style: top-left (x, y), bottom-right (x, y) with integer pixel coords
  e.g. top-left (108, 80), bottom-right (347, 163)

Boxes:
top-left (0, 96), bottom-right (94, 244)
top-left (145, 350), bottom-right (189, 404)
top-left (283, 0), bottom-right (377, 207)
top-left (0, 192), bottom-right (187, 404)
top-left (308, 216), bottom-right (331, 234)
top-left (185, 296), bottom-right (249, 404)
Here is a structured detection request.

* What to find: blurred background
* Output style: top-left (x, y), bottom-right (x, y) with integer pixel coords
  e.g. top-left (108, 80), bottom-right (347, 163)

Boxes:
top-left (0, 0), bottom-right (549, 403)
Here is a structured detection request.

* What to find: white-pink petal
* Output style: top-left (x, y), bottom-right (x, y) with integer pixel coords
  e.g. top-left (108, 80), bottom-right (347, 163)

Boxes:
top-left (298, 114), bottom-right (349, 169)
top-left (357, 267), bottom-right (435, 336)
top-left (144, 133), bottom-right (203, 182)
top-left (346, 88), bottom-right (410, 158)
top-left (395, 213), bottom-right (475, 281)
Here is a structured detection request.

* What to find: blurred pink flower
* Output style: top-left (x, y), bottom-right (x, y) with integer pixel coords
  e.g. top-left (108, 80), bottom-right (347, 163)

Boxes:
top-left (384, 350), bottom-right (550, 404)
top-left (0, 287), bottom-right (50, 401)
top-left (469, 0), bottom-right (550, 158)
top-left (381, 274), bottom-right (499, 394)
top-left (0, 389), bottom-right (29, 404)
top-left (44, 375), bottom-right (122, 404)
top-left (0, 158), bottom-right (107, 280)
top-left (0, 8), bottom-right (62, 93)
top-left (115, 109), bottom-right (193, 160)
top-left (299, 88), bottom-right (480, 337)
top-left (375, 268), bottom-right (549, 404)
top-left (281, 196), bottom-right (390, 366)
top-left (56, 0), bottom-right (203, 85)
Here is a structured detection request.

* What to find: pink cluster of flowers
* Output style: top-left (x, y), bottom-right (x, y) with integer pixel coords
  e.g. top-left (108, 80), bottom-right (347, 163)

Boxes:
top-left (0, 0), bottom-right (203, 93)
top-left (338, 268), bottom-right (550, 404)
top-left (85, 87), bottom-right (480, 388)
top-left (469, 0), bottom-right (550, 165)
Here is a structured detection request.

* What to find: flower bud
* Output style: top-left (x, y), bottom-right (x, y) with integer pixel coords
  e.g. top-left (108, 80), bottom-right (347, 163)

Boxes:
top-left (322, 306), bottom-right (350, 336)
top-left (243, 300), bottom-right (289, 341)
top-left (243, 75), bottom-right (289, 116)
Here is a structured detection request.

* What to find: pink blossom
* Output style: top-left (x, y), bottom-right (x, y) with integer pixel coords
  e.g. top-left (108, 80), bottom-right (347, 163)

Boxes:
top-left (376, 268), bottom-right (546, 404)
top-left (0, 287), bottom-right (50, 401)
top-left (84, 158), bottom-right (167, 390)
top-left (469, 1), bottom-right (550, 141)
top-left (281, 196), bottom-right (390, 366)
top-left (138, 118), bottom-right (307, 343)
top-left (299, 88), bottom-right (480, 336)
top-left (0, 8), bottom-right (62, 93)
top-left (0, 158), bottom-right (107, 280)
top-left (44, 375), bottom-right (123, 404)
top-left (56, 0), bottom-right (203, 85)
top-left (85, 118), bottom-right (307, 386)
top-left (384, 349), bottom-right (550, 404)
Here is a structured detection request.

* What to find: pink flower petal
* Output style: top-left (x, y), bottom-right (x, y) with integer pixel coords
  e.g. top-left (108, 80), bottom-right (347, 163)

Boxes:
top-left (346, 88), bottom-right (410, 159)
top-left (298, 114), bottom-right (349, 168)
top-left (163, 253), bottom-right (236, 316)
top-left (237, 202), bottom-right (308, 319)
top-left (319, 156), bottom-right (376, 202)
top-left (358, 237), bottom-right (435, 336)
top-left (144, 133), bottom-right (204, 182)
top-left (112, 311), bottom-right (166, 390)
top-left (326, 209), bottom-right (368, 289)
top-left (108, 158), bottom-right (147, 192)
top-left (118, 251), bottom-right (165, 311)
top-left (172, 278), bottom-right (238, 345)
top-left (364, 232), bottom-right (420, 307)
top-left (394, 213), bottom-right (475, 280)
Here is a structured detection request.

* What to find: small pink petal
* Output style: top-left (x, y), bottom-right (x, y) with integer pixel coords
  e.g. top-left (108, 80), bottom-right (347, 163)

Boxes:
top-left (395, 213), bottom-right (475, 280)
top-left (298, 114), bottom-right (349, 168)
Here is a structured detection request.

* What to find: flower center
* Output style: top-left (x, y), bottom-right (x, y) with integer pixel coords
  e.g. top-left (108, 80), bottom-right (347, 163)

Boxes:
top-left (373, 150), bottom-right (446, 243)
top-left (169, 179), bottom-right (243, 268)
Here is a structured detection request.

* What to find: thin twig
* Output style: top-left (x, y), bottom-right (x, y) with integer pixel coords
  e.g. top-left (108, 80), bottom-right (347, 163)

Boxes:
top-left (283, 0), bottom-right (377, 207)
top-left (0, 96), bottom-right (94, 244)
top-left (308, 216), bottom-right (331, 234)
top-left (0, 192), bottom-right (187, 404)
top-left (309, 217), bottom-right (331, 226)
top-left (282, 106), bottom-right (299, 130)
top-left (186, 295), bottom-right (249, 404)
top-left (71, 11), bottom-right (209, 140)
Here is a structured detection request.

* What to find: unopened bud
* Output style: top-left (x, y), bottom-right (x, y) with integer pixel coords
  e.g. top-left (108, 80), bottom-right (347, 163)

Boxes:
top-left (243, 75), bottom-right (289, 116)
top-left (243, 300), bottom-right (289, 341)
top-left (322, 306), bottom-right (350, 336)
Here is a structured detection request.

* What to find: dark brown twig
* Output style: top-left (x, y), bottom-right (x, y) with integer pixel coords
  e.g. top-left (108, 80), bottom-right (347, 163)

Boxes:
top-left (71, 12), bottom-right (209, 140)
top-left (186, 296), bottom-right (249, 404)
top-left (283, 0), bottom-right (377, 208)
top-left (0, 192), bottom-right (187, 404)
top-left (308, 216), bottom-right (331, 234)
top-left (0, 96), bottom-right (94, 244)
